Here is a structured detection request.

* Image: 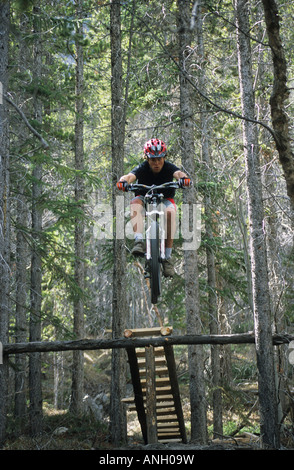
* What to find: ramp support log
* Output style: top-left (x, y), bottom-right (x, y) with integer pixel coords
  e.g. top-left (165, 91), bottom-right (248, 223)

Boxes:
top-left (126, 347), bottom-right (147, 444)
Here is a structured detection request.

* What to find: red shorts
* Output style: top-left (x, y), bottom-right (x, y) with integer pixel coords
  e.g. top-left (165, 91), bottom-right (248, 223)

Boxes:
top-left (131, 195), bottom-right (176, 210)
top-left (165, 198), bottom-right (177, 210)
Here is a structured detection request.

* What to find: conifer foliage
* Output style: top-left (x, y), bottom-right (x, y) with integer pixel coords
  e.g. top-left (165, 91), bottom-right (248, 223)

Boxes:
top-left (0, 0), bottom-right (293, 449)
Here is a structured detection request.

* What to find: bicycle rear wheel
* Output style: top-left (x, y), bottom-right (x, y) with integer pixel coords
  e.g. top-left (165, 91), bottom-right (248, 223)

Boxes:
top-left (150, 220), bottom-right (161, 304)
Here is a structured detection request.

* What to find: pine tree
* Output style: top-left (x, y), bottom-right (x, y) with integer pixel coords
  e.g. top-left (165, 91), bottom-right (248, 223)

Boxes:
top-left (29, 6), bottom-right (44, 436)
top-left (109, 0), bottom-right (128, 445)
top-left (235, 0), bottom-right (279, 448)
top-left (0, 0), bottom-right (10, 447)
top-left (177, 0), bottom-right (207, 444)
top-left (70, 0), bottom-right (86, 416)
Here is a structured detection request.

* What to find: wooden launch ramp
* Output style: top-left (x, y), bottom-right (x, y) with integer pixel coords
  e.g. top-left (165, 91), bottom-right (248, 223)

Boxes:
top-left (122, 327), bottom-right (187, 444)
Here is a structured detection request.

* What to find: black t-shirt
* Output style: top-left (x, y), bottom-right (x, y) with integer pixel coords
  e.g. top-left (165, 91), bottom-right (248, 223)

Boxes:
top-left (130, 160), bottom-right (180, 198)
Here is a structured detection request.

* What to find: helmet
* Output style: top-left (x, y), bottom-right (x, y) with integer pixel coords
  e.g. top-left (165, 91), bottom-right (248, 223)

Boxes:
top-left (144, 139), bottom-right (167, 158)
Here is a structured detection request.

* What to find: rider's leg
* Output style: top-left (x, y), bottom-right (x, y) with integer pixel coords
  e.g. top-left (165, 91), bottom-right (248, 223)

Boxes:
top-left (162, 203), bottom-right (176, 277)
top-left (165, 205), bottom-right (176, 257)
top-left (130, 197), bottom-right (145, 256)
top-left (130, 197), bottom-right (144, 239)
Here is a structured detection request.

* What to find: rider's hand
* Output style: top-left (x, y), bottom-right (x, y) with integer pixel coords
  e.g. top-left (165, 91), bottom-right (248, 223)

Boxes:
top-left (116, 180), bottom-right (128, 191)
top-left (179, 177), bottom-right (192, 188)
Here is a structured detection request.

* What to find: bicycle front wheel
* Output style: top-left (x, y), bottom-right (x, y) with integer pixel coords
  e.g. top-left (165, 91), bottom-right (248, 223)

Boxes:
top-left (150, 220), bottom-right (161, 304)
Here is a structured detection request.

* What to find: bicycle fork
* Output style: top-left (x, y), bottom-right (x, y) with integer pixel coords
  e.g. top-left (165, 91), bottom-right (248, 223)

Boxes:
top-left (144, 204), bottom-right (166, 278)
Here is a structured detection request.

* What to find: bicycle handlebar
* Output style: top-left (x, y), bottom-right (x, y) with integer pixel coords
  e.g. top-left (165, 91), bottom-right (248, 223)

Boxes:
top-left (127, 181), bottom-right (181, 194)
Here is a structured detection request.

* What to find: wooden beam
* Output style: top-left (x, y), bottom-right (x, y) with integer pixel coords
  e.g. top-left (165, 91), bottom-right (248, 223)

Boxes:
top-left (3, 332), bottom-right (294, 356)
top-left (124, 327), bottom-right (173, 338)
top-left (126, 347), bottom-right (147, 444)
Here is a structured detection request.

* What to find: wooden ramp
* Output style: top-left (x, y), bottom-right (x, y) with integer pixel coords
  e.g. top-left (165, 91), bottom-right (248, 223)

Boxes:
top-left (122, 327), bottom-right (187, 444)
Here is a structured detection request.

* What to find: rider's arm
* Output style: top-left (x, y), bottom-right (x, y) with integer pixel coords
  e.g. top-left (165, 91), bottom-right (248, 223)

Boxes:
top-left (118, 172), bottom-right (137, 184)
top-left (173, 170), bottom-right (188, 180)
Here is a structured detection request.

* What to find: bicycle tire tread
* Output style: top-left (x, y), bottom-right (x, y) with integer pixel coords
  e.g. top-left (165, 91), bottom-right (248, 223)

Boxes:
top-left (150, 221), bottom-right (161, 304)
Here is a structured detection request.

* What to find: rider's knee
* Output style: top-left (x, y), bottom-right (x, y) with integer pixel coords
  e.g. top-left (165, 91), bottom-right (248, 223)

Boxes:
top-left (130, 198), bottom-right (144, 208)
top-left (130, 199), bottom-right (144, 219)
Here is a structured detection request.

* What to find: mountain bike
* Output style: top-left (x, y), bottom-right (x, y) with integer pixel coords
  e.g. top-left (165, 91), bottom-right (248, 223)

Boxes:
top-left (127, 181), bottom-right (183, 305)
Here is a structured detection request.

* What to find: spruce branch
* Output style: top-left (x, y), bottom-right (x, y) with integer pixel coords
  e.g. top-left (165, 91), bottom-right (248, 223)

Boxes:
top-left (5, 95), bottom-right (49, 149)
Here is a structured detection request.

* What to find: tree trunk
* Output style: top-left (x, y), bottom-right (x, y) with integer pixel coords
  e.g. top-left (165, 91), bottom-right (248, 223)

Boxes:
top-left (195, 3), bottom-right (223, 438)
top-left (259, 2), bottom-right (294, 426)
top-left (29, 7), bottom-right (43, 436)
top-left (70, 0), bottom-right (85, 415)
top-left (0, 0), bottom-right (10, 447)
top-left (14, 13), bottom-right (30, 426)
top-left (15, 180), bottom-right (29, 425)
top-left (261, 0), bottom-right (294, 211)
top-left (109, 0), bottom-right (128, 445)
top-left (177, 0), bottom-right (207, 444)
top-left (235, 0), bottom-right (280, 449)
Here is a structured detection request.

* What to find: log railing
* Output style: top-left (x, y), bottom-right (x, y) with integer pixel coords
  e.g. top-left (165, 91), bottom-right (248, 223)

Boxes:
top-left (3, 332), bottom-right (294, 356)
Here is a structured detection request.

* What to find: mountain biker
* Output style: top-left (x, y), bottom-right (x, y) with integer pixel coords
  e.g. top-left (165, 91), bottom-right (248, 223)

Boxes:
top-left (117, 138), bottom-right (191, 277)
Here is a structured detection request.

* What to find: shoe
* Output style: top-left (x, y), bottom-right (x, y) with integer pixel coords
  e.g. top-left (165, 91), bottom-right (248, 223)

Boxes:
top-left (131, 239), bottom-right (145, 257)
top-left (162, 257), bottom-right (175, 277)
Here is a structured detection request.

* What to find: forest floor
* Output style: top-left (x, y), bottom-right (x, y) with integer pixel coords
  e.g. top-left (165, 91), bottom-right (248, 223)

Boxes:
top-left (3, 401), bottom-right (293, 451)
top-left (3, 348), bottom-right (294, 451)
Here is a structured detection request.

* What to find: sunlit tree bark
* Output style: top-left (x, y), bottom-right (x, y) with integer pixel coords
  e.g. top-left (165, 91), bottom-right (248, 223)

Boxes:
top-left (109, 0), bottom-right (128, 445)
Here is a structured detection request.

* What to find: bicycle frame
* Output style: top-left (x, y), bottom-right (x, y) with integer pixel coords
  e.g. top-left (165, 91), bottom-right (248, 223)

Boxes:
top-left (145, 191), bottom-right (166, 262)
top-left (128, 181), bottom-right (180, 261)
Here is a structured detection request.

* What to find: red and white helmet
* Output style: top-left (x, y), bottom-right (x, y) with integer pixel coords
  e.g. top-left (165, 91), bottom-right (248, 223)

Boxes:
top-left (144, 138), bottom-right (167, 158)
